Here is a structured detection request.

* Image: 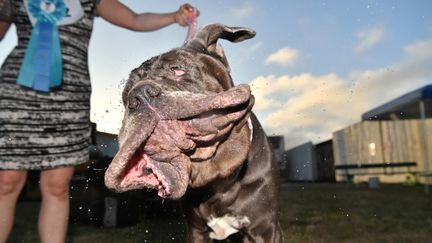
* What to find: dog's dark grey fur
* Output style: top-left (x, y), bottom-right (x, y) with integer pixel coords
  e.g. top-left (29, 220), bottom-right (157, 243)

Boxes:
top-left (105, 24), bottom-right (283, 242)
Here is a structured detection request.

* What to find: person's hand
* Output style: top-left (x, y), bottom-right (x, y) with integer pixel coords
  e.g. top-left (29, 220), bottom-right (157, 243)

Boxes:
top-left (175, 3), bottom-right (199, 27)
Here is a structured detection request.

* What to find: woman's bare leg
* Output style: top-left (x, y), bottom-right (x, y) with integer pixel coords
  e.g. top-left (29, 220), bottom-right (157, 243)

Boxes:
top-left (0, 170), bottom-right (28, 243)
top-left (38, 166), bottom-right (74, 243)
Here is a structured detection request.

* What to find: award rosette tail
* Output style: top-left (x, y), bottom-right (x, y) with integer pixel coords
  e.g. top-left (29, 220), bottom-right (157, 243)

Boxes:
top-left (17, 0), bottom-right (66, 92)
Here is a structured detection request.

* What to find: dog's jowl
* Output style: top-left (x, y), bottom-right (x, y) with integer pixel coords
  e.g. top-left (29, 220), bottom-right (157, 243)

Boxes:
top-left (105, 23), bottom-right (283, 243)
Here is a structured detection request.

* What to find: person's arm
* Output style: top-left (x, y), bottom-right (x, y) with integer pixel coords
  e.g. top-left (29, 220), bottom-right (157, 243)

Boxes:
top-left (0, 21), bottom-right (11, 41)
top-left (96, 0), bottom-right (197, 32)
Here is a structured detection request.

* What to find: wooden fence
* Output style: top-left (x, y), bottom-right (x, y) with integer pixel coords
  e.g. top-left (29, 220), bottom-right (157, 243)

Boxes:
top-left (333, 119), bottom-right (432, 183)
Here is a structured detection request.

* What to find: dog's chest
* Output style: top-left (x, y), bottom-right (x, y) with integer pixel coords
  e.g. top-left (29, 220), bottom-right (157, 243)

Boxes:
top-left (206, 214), bottom-right (251, 240)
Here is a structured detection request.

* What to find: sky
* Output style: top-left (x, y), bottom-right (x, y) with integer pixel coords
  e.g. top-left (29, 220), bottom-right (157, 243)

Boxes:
top-left (1, 0), bottom-right (432, 149)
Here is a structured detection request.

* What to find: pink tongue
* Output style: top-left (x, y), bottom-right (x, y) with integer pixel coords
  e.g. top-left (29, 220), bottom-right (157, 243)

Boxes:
top-left (184, 7), bottom-right (198, 44)
top-left (121, 153), bottom-right (159, 187)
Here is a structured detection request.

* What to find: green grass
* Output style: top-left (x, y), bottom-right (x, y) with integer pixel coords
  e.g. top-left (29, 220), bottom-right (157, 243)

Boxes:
top-left (8, 183), bottom-right (432, 243)
top-left (280, 183), bottom-right (432, 243)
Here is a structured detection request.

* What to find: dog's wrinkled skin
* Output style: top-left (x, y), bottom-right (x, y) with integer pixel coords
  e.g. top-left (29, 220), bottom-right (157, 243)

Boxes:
top-left (105, 24), bottom-right (283, 242)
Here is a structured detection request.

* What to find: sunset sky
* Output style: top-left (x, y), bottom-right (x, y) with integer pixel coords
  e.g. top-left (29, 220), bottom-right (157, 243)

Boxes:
top-left (1, 0), bottom-right (432, 149)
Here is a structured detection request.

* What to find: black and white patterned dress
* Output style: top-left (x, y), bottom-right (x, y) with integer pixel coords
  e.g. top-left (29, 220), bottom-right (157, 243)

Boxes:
top-left (0, 0), bottom-right (99, 170)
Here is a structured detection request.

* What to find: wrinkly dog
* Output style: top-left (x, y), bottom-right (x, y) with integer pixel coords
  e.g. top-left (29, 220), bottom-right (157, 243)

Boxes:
top-left (105, 24), bottom-right (283, 242)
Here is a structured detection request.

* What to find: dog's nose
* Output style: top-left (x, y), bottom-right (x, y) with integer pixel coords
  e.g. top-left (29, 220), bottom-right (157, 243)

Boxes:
top-left (128, 83), bottom-right (162, 110)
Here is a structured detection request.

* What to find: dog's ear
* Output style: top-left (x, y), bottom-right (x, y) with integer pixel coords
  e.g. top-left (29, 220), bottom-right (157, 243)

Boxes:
top-left (186, 24), bottom-right (256, 61)
top-left (190, 23), bottom-right (256, 47)
top-left (188, 114), bottom-right (252, 188)
top-left (187, 97), bottom-right (255, 188)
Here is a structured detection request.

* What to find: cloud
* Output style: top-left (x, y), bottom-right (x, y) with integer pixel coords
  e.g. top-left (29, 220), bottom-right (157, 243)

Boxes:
top-left (250, 73), bottom-right (358, 148)
top-left (248, 41), bottom-right (262, 53)
top-left (350, 39), bottom-right (432, 100)
top-left (249, 75), bottom-right (282, 111)
top-left (404, 38), bottom-right (432, 62)
top-left (230, 2), bottom-right (254, 18)
top-left (354, 26), bottom-right (385, 53)
top-left (265, 47), bottom-right (299, 67)
top-left (251, 38), bottom-right (432, 149)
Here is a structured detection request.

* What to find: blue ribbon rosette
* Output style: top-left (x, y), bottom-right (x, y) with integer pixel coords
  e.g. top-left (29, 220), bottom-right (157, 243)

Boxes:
top-left (17, 0), bottom-right (67, 92)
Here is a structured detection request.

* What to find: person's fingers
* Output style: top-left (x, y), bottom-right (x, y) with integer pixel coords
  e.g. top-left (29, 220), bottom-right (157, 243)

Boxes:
top-left (182, 3), bottom-right (193, 11)
top-left (175, 12), bottom-right (188, 27)
top-left (175, 3), bottom-right (199, 27)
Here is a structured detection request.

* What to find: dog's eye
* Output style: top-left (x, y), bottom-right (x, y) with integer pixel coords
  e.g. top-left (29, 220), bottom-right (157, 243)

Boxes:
top-left (170, 66), bottom-right (186, 76)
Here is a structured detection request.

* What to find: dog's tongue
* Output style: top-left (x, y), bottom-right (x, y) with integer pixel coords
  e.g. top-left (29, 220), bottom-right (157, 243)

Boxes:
top-left (184, 7), bottom-right (198, 44)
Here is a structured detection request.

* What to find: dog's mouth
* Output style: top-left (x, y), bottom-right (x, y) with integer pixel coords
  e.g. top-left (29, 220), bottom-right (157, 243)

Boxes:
top-left (104, 85), bottom-right (253, 199)
top-left (104, 118), bottom-right (191, 199)
top-left (120, 150), bottom-right (171, 197)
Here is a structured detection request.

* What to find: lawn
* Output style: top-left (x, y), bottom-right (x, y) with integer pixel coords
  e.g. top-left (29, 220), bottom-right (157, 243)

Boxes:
top-left (279, 183), bottom-right (432, 243)
top-left (8, 183), bottom-right (432, 243)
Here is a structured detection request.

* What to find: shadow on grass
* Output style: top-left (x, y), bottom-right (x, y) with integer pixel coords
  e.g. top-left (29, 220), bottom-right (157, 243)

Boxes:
top-left (8, 183), bottom-right (432, 243)
top-left (9, 199), bottom-right (187, 243)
